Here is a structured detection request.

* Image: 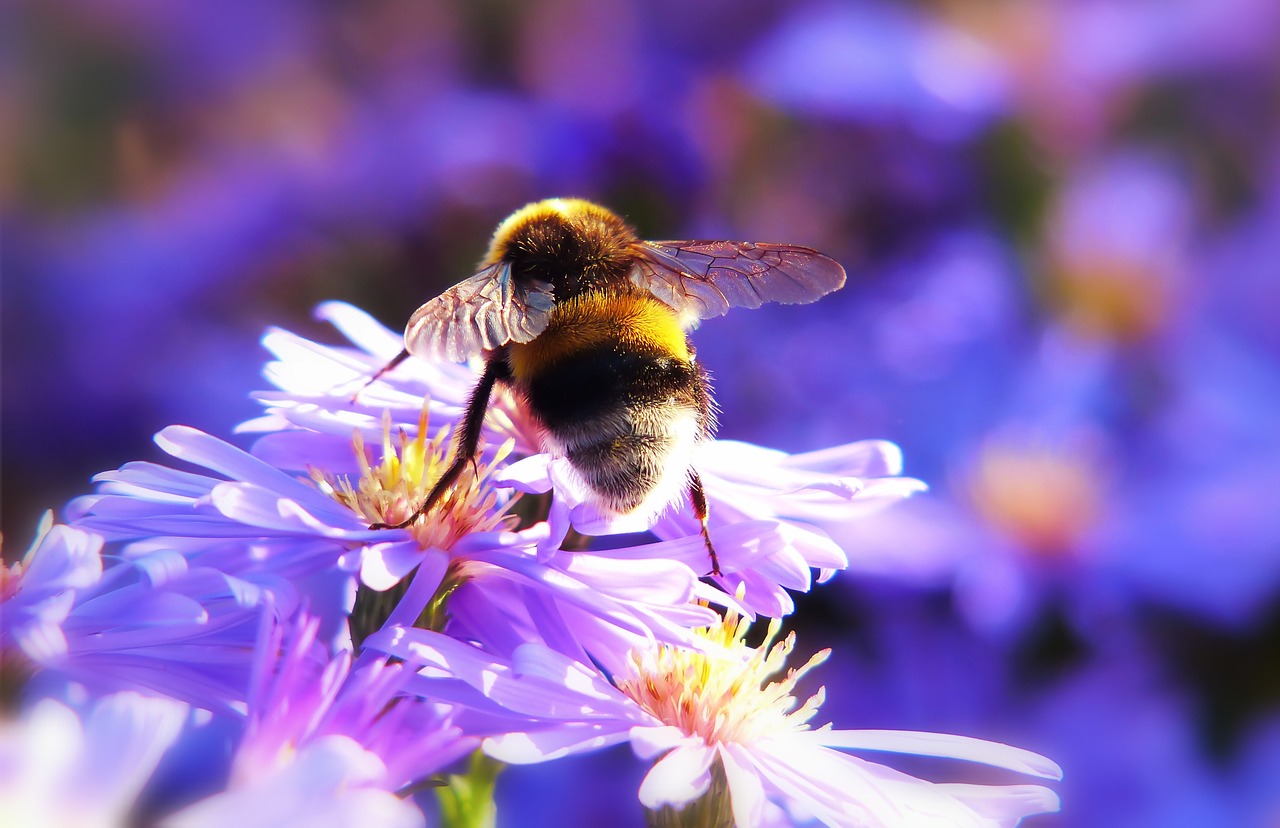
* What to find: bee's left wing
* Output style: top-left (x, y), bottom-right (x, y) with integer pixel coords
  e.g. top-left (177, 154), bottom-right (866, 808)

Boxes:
top-left (404, 262), bottom-right (555, 363)
top-left (629, 240), bottom-right (846, 320)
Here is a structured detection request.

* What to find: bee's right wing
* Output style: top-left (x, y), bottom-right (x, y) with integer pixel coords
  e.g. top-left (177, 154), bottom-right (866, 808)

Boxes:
top-left (404, 262), bottom-right (555, 363)
top-left (629, 240), bottom-right (846, 321)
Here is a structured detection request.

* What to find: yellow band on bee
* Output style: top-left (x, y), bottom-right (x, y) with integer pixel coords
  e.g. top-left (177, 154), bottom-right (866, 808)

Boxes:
top-left (508, 292), bottom-right (691, 380)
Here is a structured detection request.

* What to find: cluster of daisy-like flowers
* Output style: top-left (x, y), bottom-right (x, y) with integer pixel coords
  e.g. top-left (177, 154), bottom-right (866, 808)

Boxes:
top-left (1, 302), bottom-right (1061, 827)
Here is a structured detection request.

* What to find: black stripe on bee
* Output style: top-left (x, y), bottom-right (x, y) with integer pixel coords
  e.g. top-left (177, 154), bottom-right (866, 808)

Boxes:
top-left (523, 347), bottom-right (707, 431)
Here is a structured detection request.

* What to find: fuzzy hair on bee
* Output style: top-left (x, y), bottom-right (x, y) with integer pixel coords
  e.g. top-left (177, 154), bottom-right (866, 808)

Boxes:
top-left (365, 198), bottom-right (846, 575)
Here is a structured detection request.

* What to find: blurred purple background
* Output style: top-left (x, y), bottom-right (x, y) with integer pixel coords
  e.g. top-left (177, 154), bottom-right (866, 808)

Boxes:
top-left (4, 0), bottom-right (1280, 825)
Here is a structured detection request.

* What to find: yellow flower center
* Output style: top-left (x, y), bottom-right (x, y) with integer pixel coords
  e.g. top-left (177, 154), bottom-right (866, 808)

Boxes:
top-left (1048, 256), bottom-right (1175, 343)
top-left (967, 438), bottom-right (1103, 557)
top-left (313, 404), bottom-right (517, 550)
top-left (616, 611), bottom-right (830, 746)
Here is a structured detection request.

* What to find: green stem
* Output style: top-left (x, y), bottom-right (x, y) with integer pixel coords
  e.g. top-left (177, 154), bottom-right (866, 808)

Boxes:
top-left (436, 749), bottom-right (504, 828)
top-left (350, 564), bottom-right (466, 647)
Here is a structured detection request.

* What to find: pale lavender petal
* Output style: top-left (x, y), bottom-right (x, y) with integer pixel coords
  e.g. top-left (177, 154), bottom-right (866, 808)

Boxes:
top-left (637, 742), bottom-right (716, 810)
top-left (315, 301), bottom-right (405, 359)
top-left (693, 438), bottom-right (926, 526)
top-left (718, 569), bottom-right (795, 618)
top-left (358, 540), bottom-right (436, 591)
top-left (593, 520), bottom-right (776, 572)
top-left (484, 724), bottom-right (633, 764)
top-left (493, 453), bottom-right (553, 492)
top-left (155, 426), bottom-right (309, 496)
top-left (778, 525), bottom-right (850, 572)
top-left (0, 693), bottom-right (186, 828)
top-left (569, 502), bottom-right (653, 535)
top-left (505, 643), bottom-right (644, 714)
top-left (164, 735), bottom-right (425, 828)
top-left (720, 742), bottom-right (768, 828)
top-left (846, 477), bottom-right (933, 516)
top-left (751, 739), bottom-right (904, 826)
top-left (247, 431), bottom-right (371, 476)
top-left (20, 521), bottom-right (104, 594)
top-left (132, 549), bottom-right (191, 586)
top-left (207, 482), bottom-right (372, 537)
top-left (2, 519), bottom-right (105, 658)
top-left (781, 439), bottom-right (906, 478)
top-left (807, 730), bottom-right (1063, 780)
top-left (461, 547), bottom-right (703, 647)
top-left (75, 692), bottom-right (188, 810)
top-left (15, 621), bottom-right (70, 663)
top-left (552, 551), bottom-right (700, 605)
top-left (87, 462), bottom-right (225, 503)
top-left (258, 325), bottom-right (389, 392)
top-left (71, 588), bottom-right (208, 630)
top-left (365, 628), bottom-right (635, 720)
top-left (839, 753), bottom-right (1049, 826)
top-left (628, 725), bottom-right (690, 760)
top-left (934, 783), bottom-right (1063, 825)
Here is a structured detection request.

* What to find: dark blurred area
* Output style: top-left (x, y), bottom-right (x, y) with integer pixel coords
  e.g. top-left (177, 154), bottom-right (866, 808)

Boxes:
top-left (4, 0), bottom-right (1280, 824)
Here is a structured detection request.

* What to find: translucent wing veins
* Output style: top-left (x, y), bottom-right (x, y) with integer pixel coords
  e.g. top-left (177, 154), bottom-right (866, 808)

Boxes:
top-left (630, 240), bottom-right (845, 320)
top-left (404, 262), bottom-right (554, 363)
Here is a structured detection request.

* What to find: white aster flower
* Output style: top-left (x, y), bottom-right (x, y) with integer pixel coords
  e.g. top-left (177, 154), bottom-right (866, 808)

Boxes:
top-left (367, 612), bottom-right (1061, 828)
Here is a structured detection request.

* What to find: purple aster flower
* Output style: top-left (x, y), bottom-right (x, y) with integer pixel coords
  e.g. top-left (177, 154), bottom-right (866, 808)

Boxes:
top-left (65, 422), bottom-right (366, 641)
top-left (0, 691), bottom-right (187, 828)
top-left (162, 609), bottom-right (474, 828)
top-left (68, 403), bottom-right (718, 665)
top-left (1, 513), bottom-right (104, 668)
top-left (2, 514), bottom-right (265, 712)
top-left (1040, 150), bottom-right (1195, 344)
top-left (659, 439), bottom-right (925, 612)
top-left (367, 612), bottom-right (1061, 827)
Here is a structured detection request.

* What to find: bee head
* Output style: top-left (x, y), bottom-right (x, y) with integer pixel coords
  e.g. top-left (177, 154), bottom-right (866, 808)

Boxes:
top-left (483, 198), bottom-right (637, 295)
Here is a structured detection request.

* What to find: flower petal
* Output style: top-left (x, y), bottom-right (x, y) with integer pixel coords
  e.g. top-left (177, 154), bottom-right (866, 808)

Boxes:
top-left (934, 783), bottom-right (1062, 823)
top-left (637, 743), bottom-right (715, 810)
top-left (359, 541), bottom-right (430, 592)
top-left (628, 725), bottom-right (691, 761)
top-left (484, 724), bottom-right (632, 764)
top-left (807, 730), bottom-right (1063, 780)
top-left (782, 439), bottom-right (906, 478)
top-left (720, 743), bottom-right (768, 828)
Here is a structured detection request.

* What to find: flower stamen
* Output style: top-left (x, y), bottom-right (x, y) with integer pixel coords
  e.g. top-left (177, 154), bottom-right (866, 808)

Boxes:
top-left (616, 611), bottom-right (830, 747)
top-left (313, 403), bottom-right (517, 550)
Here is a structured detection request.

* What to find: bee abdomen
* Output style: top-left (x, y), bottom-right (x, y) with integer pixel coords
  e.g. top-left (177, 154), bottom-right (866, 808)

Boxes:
top-left (556, 406), bottom-right (703, 516)
top-left (521, 348), bottom-right (711, 517)
top-left (564, 428), bottom-right (670, 513)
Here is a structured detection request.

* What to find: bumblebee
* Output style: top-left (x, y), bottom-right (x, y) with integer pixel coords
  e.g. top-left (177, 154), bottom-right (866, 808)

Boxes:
top-left (370, 198), bottom-right (845, 574)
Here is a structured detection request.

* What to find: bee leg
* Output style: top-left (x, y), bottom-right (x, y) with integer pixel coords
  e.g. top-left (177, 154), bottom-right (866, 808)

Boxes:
top-left (350, 348), bottom-right (411, 402)
top-left (688, 470), bottom-right (721, 576)
top-left (369, 357), bottom-right (503, 530)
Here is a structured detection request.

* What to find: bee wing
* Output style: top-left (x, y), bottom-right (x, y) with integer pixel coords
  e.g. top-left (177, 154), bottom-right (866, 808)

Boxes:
top-left (404, 262), bottom-right (555, 362)
top-left (630, 240), bottom-right (846, 320)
